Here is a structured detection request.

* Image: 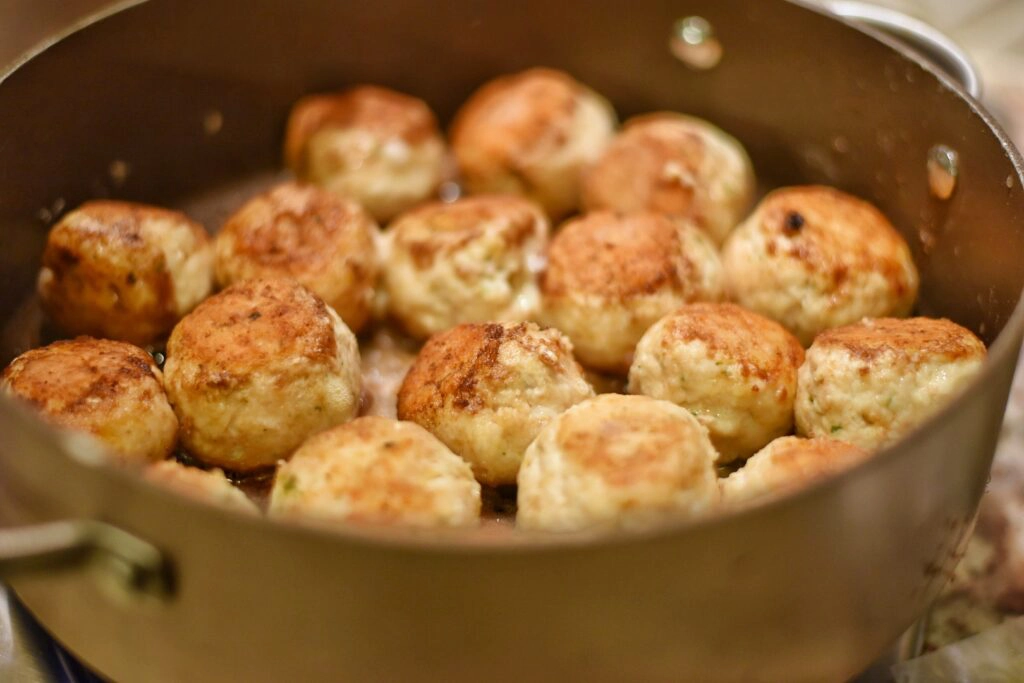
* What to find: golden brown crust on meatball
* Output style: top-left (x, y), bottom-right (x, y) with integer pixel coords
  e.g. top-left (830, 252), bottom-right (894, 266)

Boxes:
top-left (451, 68), bottom-right (577, 166)
top-left (2, 337), bottom-right (177, 463)
top-left (215, 182), bottom-right (379, 332)
top-left (754, 187), bottom-right (913, 289)
top-left (795, 317), bottom-right (986, 450)
top-left (284, 86), bottom-right (440, 170)
top-left (542, 212), bottom-right (690, 298)
top-left (394, 195), bottom-right (541, 267)
top-left (540, 212), bottom-right (724, 373)
top-left (628, 303), bottom-right (804, 462)
top-left (164, 278), bottom-right (361, 471)
top-left (722, 186), bottom-right (919, 345)
top-left (556, 399), bottom-right (707, 488)
top-left (169, 278), bottom-right (338, 380)
top-left (720, 436), bottom-right (869, 504)
top-left (284, 86), bottom-right (446, 222)
top-left (397, 321), bottom-right (594, 485)
top-left (384, 194), bottom-right (548, 338)
top-left (38, 200), bottom-right (213, 345)
top-left (811, 317), bottom-right (986, 362)
top-left (268, 416), bottom-right (481, 529)
top-left (516, 394), bottom-right (720, 531)
top-left (650, 302), bottom-right (804, 383)
top-left (582, 113), bottom-right (755, 244)
top-left (399, 322), bottom-right (553, 416)
top-left (450, 68), bottom-right (616, 219)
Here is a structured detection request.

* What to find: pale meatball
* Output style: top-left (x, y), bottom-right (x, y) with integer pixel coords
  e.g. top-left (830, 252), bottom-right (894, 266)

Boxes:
top-left (450, 68), bottom-right (616, 220)
top-left (2, 337), bottom-right (177, 463)
top-left (517, 394), bottom-right (720, 532)
top-left (163, 279), bottom-right (361, 472)
top-left (397, 322), bottom-right (594, 486)
top-left (284, 85), bottom-right (446, 222)
top-left (268, 416), bottom-right (480, 529)
top-left (540, 212), bottom-right (723, 374)
top-left (582, 113), bottom-right (755, 245)
top-left (38, 201), bottom-right (214, 345)
top-left (795, 317), bottom-right (986, 450)
top-left (144, 461), bottom-right (259, 514)
top-left (384, 195), bottom-right (548, 339)
top-left (628, 303), bottom-right (804, 463)
top-left (215, 182), bottom-right (379, 333)
top-left (722, 186), bottom-right (919, 346)
top-left (720, 436), bottom-right (869, 505)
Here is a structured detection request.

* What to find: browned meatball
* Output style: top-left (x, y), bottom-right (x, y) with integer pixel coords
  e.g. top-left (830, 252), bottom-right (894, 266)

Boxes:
top-left (629, 303), bottom-right (805, 463)
top-left (720, 436), bottom-right (869, 504)
top-left (397, 321), bottom-right (593, 485)
top-left (517, 394), bottom-right (720, 531)
top-left (163, 279), bottom-right (361, 472)
top-left (540, 211), bottom-right (724, 374)
top-left (38, 201), bottom-right (213, 345)
top-left (145, 461), bottom-right (259, 514)
top-left (269, 416), bottom-right (481, 529)
top-left (215, 182), bottom-right (379, 332)
top-left (450, 68), bottom-right (616, 219)
top-left (722, 186), bottom-right (919, 345)
top-left (795, 317), bottom-right (986, 449)
top-left (284, 86), bottom-right (446, 222)
top-left (383, 194), bottom-right (548, 338)
top-left (582, 113), bottom-right (755, 244)
top-left (3, 337), bottom-right (177, 463)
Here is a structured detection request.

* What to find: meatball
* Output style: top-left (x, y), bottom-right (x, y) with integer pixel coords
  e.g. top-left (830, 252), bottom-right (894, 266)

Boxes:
top-left (795, 317), bottom-right (986, 450)
top-left (144, 461), bottom-right (259, 514)
top-left (383, 195), bottom-right (548, 339)
top-left (284, 85), bottom-right (446, 222)
top-left (450, 68), bottom-right (616, 220)
top-left (397, 321), bottom-right (594, 486)
top-left (517, 394), bottom-right (720, 532)
top-left (722, 186), bottom-right (919, 345)
top-left (163, 278), bottom-right (361, 472)
top-left (540, 211), bottom-right (724, 374)
top-left (720, 436), bottom-right (869, 505)
top-left (215, 182), bottom-right (379, 333)
top-left (582, 113), bottom-right (755, 245)
top-left (628, 303), bottom-right (804, 463)
top-left (268, 416), bottom-right (481, 529)
top-left (38, 201), bottom-right (214, 345)
top-left (2, 337), bottom-right (177, 463)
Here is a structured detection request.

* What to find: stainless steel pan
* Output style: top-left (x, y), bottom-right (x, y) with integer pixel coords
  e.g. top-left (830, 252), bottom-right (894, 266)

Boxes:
top-left (0, 1), bottom-right (1022, 681)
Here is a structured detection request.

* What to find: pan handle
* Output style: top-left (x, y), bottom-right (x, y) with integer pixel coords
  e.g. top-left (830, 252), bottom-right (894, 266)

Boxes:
top-left (0, 520), bottom-right (172, 603)
top-left (820, 0), bottom-right (981, 99)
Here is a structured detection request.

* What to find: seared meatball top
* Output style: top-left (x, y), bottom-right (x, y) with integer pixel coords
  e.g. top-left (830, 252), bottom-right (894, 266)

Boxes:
top-left (167, 278), bottom-right (342, 382)
top-left (285, 85), bottom-right (441, 171)
top-left (542, 211), bottom-right (720, 301)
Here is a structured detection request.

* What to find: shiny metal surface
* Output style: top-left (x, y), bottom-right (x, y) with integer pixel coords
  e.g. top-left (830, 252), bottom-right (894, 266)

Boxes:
top-left (0, 1), bottom-right (1021, 681)
top-left (0, 584), bottom-right (103, 683)
top-left (822, 0), bottom-right (982, 97)
top-left (0, 520), bottom-right (172, 603)
top-left (670, 16), bottom-right (725, 70)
